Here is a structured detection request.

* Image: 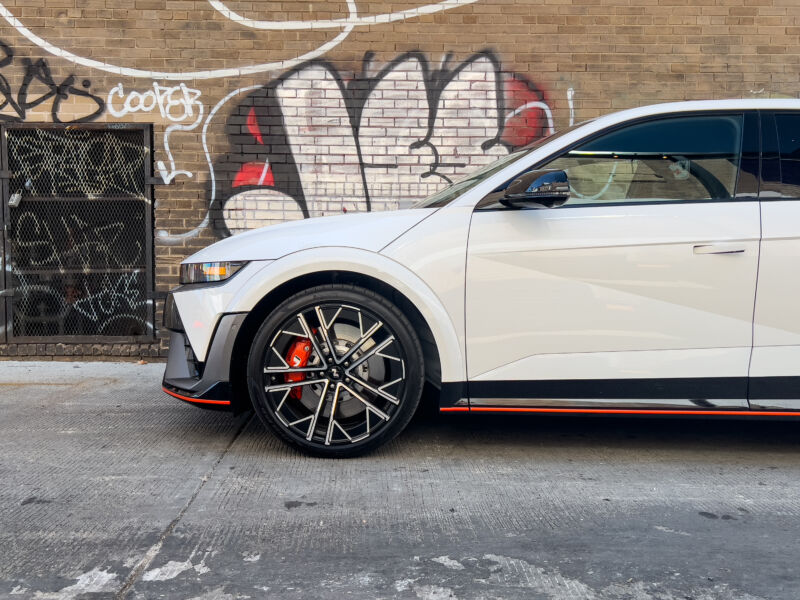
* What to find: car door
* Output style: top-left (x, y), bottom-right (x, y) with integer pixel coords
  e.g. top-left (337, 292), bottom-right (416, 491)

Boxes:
top-left (465, 111), bottom-right (760, 409)
top-left (749, 111), bottom-right (800, 410)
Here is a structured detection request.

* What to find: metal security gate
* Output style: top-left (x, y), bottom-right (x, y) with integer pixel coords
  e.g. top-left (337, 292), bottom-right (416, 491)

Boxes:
top-left (0, 124), bottom-right (154, 343)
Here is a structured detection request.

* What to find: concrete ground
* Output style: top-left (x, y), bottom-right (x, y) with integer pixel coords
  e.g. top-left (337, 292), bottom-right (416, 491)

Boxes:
top-left (1, 362), bottom-right (799, 599)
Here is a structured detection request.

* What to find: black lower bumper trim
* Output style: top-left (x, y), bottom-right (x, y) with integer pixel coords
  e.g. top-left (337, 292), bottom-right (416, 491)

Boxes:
top-left (162, 312), bottom-right (248, 412)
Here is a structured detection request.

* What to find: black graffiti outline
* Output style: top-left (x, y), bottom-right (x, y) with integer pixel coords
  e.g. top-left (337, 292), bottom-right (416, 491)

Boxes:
top-left (212, 49), bottom-right (548, 238)
top-left (354, 51), bottom-right (507, 184)
top-left (0, 39), bottom-right (104, 124)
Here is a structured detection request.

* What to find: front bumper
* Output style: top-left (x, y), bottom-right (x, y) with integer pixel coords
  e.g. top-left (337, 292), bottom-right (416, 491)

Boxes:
top-left (162, 305), bottom-right (247, 411)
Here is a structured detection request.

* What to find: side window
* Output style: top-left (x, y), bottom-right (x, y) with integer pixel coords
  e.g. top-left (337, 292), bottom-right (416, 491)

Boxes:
top-left (543, 115), bottom-right (744, 206)
top-left (762, 112), bottom-right (800, 198)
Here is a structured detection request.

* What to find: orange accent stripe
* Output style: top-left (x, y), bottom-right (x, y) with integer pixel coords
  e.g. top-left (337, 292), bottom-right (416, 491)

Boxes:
top-left (162, 386), bottom-right (231, 406)
top-left (446, 406), bottom-right (800, 416)
top-left (439, 407), bottom-right (470, 412)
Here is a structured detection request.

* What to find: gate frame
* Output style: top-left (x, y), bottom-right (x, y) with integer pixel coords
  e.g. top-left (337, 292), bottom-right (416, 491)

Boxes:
top-left (0, 126), bottom-right (6, 343)
top-left (0, 123), bottom-right (156, 344)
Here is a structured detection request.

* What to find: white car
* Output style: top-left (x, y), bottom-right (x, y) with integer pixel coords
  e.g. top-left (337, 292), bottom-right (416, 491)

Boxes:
top-left (163, 99), bottom-right (800, 457)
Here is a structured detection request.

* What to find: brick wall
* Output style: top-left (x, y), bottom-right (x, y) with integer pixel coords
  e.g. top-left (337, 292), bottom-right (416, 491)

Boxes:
top-left (0, 0), bottom-right (798, 359)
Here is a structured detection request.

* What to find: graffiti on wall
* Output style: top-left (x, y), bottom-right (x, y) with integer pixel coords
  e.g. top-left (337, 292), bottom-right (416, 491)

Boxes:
top-left (0, 40), bottom-right (104, 124)
top-left (107, 82), bottom-right (204, 184)
top-left (0, 2), bottom-right (562, 241)
top-left (0, 8), bottom-right (561, 242)
top-left (0, 1), bottom-right (483, 81)
top-left (211, 51), bottom-right (553, 234)
top-left (0, 33), bottom-right (560, 243)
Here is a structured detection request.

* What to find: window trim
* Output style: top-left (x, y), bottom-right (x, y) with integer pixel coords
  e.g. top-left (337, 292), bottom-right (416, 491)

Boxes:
top-left (758, 110), bottom-right (800, 202)
top-left (476, 110), bottom-right (755, 211)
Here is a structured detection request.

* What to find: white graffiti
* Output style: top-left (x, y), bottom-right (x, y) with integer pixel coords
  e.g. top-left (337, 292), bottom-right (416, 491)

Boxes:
top-left (159, 59), bottom-right (568, 242)
top-left (157, 83), bottom-right (263, 243)
top-left (72, 272), bottom-right (149, 324)
top-left (107, 82), bottom-right (205, 184)
top-left (107, 82), bottom-right (202, 123)
top-left (221, 54), bottom-right (543, 233)
top-left (507, 101), bottom-right (554, 136)
top-left (12, 272), bottom-right (151, 336)
top-left (568, 86), bottom-right (576, 126)
top-left (156, 110), bottom-right (205, 185)
top-left (10, 210), bottom-right (152, 335)
top-left (209, 0), bottom-right (481, 29)
top-left (259, 56), bottom-right (504, 222)
top-left (14, 211), bottom-right (140, 270)
top-left (0, 1), bottom-right (480, 81)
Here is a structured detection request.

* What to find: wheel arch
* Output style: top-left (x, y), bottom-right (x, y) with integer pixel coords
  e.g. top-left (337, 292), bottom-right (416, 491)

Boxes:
top-left (227, 251), bottom-right (462, 413)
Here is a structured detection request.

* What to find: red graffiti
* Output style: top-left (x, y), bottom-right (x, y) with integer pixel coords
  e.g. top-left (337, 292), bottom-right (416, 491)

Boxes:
top-left (247, 106), bottom-right (264, 144)
top-left (233, 162), bottom-right (274, 188)
top-left (502, 76), bottom-right (548, 147)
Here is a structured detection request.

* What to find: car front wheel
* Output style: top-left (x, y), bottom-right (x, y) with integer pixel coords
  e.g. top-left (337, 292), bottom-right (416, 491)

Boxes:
top-left (247, 284), bottom-right (425, 457)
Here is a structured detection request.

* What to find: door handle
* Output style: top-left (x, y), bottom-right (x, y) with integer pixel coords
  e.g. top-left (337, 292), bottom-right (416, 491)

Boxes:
top-left (693, 243), bottom-right (747, 255)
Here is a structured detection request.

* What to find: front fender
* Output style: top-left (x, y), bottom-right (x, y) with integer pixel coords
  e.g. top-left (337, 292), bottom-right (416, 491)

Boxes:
top-left (226, 247), bottom-right (465, 383)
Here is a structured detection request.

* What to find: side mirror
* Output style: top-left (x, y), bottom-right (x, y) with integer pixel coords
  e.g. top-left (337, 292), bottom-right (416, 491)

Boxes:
top-left (501, 169), bottom-right (570, 209)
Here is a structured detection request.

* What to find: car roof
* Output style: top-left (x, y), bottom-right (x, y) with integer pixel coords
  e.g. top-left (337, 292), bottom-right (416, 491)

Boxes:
top-left (599, 98), bottom-right (800, 127)
top-left (548, 98), bottom-right (800, 156)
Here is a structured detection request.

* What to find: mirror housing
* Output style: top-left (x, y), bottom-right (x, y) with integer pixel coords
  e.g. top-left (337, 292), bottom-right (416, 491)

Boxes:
top-left (501, 169), bottom-right (570, 209)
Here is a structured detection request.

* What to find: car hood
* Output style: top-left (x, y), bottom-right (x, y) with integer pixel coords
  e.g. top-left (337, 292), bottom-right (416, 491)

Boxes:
top-left (183, 208), bottom-right (437, 263)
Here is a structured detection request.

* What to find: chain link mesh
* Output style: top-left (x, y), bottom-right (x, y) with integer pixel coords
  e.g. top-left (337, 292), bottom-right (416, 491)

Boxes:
top-left (8, 128), bottom-right (147, 199)
top-left (6, 127), bottom-right (152, 338)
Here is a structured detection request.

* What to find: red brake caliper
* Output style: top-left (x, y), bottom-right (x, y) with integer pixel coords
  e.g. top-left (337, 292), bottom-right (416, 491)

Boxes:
top-left (285, 336), bottom-right (313, 399)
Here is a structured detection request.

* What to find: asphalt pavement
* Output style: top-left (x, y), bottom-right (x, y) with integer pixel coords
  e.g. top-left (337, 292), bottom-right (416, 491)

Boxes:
top-left (1, 360), bottom-right (799, 599)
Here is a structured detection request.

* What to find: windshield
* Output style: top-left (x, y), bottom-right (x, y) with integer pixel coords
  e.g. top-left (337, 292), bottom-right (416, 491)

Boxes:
top-left (413, 150), bottom-right (527, 208)
top-left (413, 121), bottom-right (593, 208)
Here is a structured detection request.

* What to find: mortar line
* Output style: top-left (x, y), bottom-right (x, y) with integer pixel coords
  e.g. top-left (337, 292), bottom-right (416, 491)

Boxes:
top-left (114, 413), bottom-right (253, 599)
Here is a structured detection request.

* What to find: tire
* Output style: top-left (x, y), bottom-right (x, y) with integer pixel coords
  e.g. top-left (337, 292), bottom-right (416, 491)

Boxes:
top-left (247, 284), bottom-right (425, 457)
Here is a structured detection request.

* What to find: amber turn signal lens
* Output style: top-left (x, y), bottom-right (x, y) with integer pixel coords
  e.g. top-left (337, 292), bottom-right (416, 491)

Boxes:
top-left (179, 261), bottom-right (247, 284)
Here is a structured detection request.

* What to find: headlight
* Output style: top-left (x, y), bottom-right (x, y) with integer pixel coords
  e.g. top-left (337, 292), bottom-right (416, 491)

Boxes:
top-left (180, 261), bottom-right (247, 284)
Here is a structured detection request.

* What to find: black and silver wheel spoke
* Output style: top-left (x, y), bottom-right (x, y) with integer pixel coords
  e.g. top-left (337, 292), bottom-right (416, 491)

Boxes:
top-left (314, 305), bottom-right (341, 360)
top-left (307, 379), bottom-right (330, 441)
top-left (345, 373), bottom-right (400, 405)
top-left (325, 383), bottom-right (345, 445)
top-left (266, 379), bottom-right (327, 393)
top-left (346, 335), bottom-right (395, 372)
top-left (296, 312), bottom-right (328, 364)
top-left (261, 302), bottom-right (407, 446)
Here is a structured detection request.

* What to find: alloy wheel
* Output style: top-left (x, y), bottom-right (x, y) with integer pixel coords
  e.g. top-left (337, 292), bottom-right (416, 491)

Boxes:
top-left (261, 302), bottom-right (408, 446)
